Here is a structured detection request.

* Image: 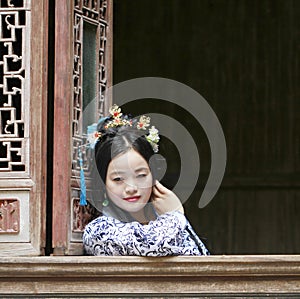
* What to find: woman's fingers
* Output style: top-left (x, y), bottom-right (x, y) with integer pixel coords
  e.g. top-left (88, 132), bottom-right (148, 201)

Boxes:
top-left (151, 183), bottom-right (185, 215)
top-left (151, 186), bottom-right (160, 198)
top-left (152, 182), bottom-right (167, 200)
top-left (152, 187), bottom-right (164, 201)
top-left (154, 180), bottom-right (170, 194)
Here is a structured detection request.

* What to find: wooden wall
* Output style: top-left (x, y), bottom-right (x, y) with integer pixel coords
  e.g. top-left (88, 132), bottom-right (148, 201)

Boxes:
top-left (113, 0), bottom-right (300, 254)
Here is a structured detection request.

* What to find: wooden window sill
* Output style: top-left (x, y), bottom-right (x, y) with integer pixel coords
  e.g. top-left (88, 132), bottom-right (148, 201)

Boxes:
top-left (0, 255), bottom-right (299, 297)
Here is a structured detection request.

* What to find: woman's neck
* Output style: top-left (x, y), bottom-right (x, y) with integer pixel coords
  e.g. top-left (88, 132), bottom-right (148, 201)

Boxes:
top-left (129, 207), bottom-right (156, 225)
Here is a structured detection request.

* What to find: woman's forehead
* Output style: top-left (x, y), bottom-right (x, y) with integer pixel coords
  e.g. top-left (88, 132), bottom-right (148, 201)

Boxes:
top-left (108, 149), bottom-right (149, 172)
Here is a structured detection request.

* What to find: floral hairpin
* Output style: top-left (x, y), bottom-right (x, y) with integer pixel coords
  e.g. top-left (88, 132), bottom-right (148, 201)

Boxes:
top-left (104, 105), bottom-right (132, 129)
top-left (87, 104), bottom-right (160, 153)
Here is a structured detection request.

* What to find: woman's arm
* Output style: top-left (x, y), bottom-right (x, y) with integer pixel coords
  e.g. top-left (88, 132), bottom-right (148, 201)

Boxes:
top-left (83, 211), bottom-right (204, 256)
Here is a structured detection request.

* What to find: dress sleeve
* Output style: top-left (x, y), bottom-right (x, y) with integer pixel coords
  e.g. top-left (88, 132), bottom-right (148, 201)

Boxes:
top-left (83, 211), bottom-right (209, 256)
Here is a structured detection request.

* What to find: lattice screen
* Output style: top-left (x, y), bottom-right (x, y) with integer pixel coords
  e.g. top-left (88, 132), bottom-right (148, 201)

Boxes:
top-left (0, 0), bottom-right (30, 176)
top-left (0, 0), bottom-right (47, 255)
top-left (71, 0), bottom-right (111, 245)
top-left (0, 0), bottom-right (30, 241)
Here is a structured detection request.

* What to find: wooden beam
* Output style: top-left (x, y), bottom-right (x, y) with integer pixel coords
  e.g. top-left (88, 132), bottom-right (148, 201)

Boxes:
top-left (0, 255), bottom-right (299, 296)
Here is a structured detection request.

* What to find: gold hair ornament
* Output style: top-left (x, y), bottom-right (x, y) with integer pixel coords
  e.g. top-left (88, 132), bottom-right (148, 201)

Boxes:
top-left (87, 105), bottom-right (160, 153)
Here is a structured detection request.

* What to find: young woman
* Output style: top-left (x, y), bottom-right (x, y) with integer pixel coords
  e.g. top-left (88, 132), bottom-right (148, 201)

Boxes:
top-left (83, 105), bottom-right (209, 256)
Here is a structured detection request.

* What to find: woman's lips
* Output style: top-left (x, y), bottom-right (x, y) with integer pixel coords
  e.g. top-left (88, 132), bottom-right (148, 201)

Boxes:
top-left (123, 196), bottom-right (141, 202)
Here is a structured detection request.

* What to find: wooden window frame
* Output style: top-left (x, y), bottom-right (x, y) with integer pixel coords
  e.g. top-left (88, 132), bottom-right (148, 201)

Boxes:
top-left (0, 0), bottom-right (48, 255)
top-left (52, 0), bottom-right (113, 255)
top-left (0, 2), bottom-right (298, 298)
top-left (47, 1), bottom-right (300, 297)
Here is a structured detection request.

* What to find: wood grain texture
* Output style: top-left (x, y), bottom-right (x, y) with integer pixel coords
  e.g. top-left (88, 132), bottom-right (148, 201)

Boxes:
top-left (30, 0), bottom-right (49, 255)
top-left (0, 0), bottom-right (48, 255)
top-left (0, 243), bottom-right (40, 256)
top-left (52, 0), bottom-right (73, 254)
top-left (106, 0), bottom-right (113, 112)
top-left (0, 255), bottom-right (299, 296)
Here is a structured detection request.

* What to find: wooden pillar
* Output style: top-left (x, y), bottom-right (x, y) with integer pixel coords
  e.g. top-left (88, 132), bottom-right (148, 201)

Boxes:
top-left (52, 0), bottom-right (112, 255)
top-left (52, 0), bottom-right (73, 255)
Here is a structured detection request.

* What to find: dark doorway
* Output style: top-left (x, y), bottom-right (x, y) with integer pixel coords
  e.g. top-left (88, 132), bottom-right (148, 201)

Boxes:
top-left (113, 0), bottom-right (300, 254)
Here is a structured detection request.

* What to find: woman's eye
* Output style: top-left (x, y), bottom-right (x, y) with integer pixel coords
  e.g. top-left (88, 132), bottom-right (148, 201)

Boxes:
top-left (137, 173), bottom-right (147, 179)
top-left (113, 177), bottom-right (123, 182)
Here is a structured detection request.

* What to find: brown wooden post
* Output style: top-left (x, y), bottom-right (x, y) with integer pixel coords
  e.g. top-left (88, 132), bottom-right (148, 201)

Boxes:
top-left (52, 0), bottom-right (73, 255)
top-left (30, 0), bottom-right (49, 255)
top-left (52, 0), bottom-right (112, 255)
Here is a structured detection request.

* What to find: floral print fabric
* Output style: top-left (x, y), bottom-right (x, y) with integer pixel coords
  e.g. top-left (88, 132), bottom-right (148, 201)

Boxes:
top-left (83, 211), bottom-right (209, 256)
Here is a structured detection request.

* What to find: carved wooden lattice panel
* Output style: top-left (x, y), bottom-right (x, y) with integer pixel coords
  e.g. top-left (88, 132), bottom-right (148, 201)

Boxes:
top-left (71, 0), bottom-right (111, 240)
top-left (0, 0), bottom-right (30, 242)
top-left (0, 0), bottom-right (47, 255)
top-left (0, 198), bottom-right (19, 233)
top-left (0, 191), bottom-right (29, 243)
top-left (0, 0), bottom-right (30, 177)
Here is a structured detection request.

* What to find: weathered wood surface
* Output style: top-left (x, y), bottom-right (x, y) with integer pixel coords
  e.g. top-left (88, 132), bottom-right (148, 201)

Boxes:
top-left (52, 0), bottom-right (73, 255)
top-left (53, 0), bottom-right (113, 255)
top-left (0, 255), bottom-right (299, 297)
top-left (30, 0), bottom-right (49, 256)
top-left (0, 0), bottom-right (48, 255)
top-left (0, 243), bottom-right (40, 256)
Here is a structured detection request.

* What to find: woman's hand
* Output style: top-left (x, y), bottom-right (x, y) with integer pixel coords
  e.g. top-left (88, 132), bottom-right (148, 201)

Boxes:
top-left (151, 180), bottom-right (184, 215)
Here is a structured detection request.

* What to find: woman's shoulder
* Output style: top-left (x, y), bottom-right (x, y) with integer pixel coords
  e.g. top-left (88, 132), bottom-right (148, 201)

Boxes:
top-left (84, 210), bottom-right (188, 234)
top-left (84, 214), bottom-right (140, 233)
top-left (85, 215), bottom-right (120, 229)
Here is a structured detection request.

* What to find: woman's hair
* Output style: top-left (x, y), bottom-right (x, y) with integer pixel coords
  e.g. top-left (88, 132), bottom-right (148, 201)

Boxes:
top-left (94, 119), bottom-right (156, 184)
top-left (91, 115), bottom-right (158, 221)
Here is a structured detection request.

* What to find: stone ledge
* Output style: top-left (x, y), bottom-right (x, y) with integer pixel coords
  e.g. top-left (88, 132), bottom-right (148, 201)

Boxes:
top-left (0, 255), bottom-right (299, 297)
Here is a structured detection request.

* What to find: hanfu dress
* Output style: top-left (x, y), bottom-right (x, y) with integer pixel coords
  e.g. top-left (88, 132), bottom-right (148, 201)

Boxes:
top-left (83, 211), bottom-right (209, 256)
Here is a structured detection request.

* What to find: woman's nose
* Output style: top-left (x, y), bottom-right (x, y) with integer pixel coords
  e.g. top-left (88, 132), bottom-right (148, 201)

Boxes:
top-left (125, 180), bottom-right (138, 194)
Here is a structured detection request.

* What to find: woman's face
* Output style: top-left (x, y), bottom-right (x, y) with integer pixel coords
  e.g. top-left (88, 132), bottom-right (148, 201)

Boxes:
top-left (105, 148), bottom-right (153, 213)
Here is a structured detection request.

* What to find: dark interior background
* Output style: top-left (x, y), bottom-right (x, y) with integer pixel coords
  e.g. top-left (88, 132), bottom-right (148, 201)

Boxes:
top-left (113, 0), bottom-right (300, 254)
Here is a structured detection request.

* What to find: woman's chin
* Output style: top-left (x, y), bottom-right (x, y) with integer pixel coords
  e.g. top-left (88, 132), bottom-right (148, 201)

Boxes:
top-left (122, 203), bottom-right (146, 214)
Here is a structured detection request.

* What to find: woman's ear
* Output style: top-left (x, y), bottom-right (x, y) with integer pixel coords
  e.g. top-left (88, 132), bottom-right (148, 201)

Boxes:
top-left (149, 154), bottom-right (167, 182)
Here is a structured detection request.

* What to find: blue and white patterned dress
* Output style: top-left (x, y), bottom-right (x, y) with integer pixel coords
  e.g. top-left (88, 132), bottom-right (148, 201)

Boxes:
top-left (83, 211), bottom-right (210, 256)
